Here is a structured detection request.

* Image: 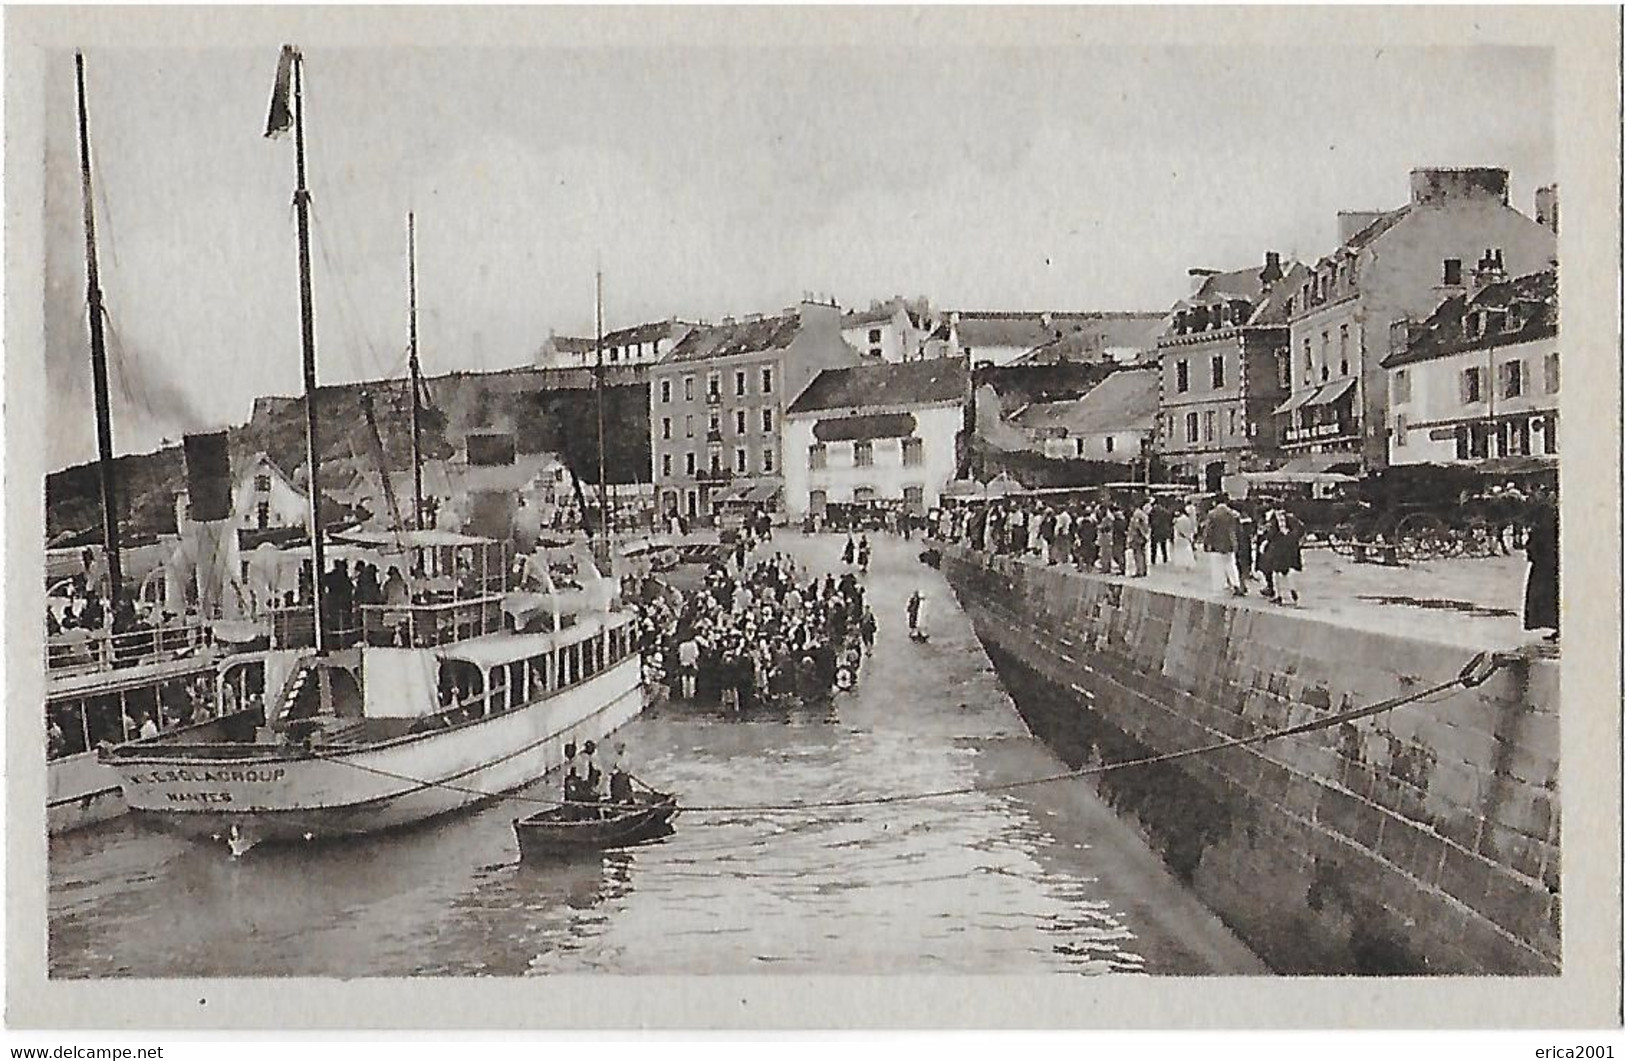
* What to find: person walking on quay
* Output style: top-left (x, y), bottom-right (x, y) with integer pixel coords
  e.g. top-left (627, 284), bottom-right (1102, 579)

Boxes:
top-left (1052, 505), bottom-right (1074, 566)
top-left (1522, 485), bottom-right (1559, 642)
top-left (1109, 504), bottom-right (1129, 575)
top-left (1258, 506), bottom-right (1305, 605)
top-left (1074, 505), bottom-right (1099, 571)
top-left (1149, 499), bottom-right (1173, 567)
top-left (843, 534), bottom-right (856, 567)
top-left (1235, 502), bottom-right (1258, 590)
top-left (1173, 503), bottom-right (1198, 568)
top-left (1094, 505), bottom-right (1114, 573)
top-left (676, 633), bottom-right (700, 700)
top-left (1126, 500), bottom-right (1151, 577)
top-left (1201, 496), bottom-right (1243, 596)
top-left (857, 535), bottom-right (872, 575)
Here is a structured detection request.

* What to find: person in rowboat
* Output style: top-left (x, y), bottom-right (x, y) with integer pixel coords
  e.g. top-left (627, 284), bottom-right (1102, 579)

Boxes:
top-left (607, 742), bottom-right (635, 804)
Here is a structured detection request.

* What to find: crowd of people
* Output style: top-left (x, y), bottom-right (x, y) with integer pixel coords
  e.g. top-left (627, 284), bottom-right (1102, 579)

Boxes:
top-left (634, 546), bottom-right (877, 712)
top-left (942, 493), bottom-right (1309, 605)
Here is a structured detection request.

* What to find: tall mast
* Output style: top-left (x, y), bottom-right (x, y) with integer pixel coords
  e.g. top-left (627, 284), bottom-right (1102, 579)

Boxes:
top-left (291, 50), bottom-right (328, 654)
top-left (74, 52), bottom-right (123, 615)
top-left (594, 269), bottom-right (609, 543)
top-left (408, 212), bottom-right (424, 530)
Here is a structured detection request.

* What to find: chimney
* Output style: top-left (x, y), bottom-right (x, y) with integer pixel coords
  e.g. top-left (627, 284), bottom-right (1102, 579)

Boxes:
top-left (1471, 247), bottom-right (1508, 296)
top-left (797, 296), bottom-right (842, 333)
top-left (1535, 184), bottom-right (1559, 234)
top-left (1259, 250), bottom-right (1284, 285)
top-left (1337, 211), bottom-right (1387, 244)
top-left (180, 432), bottom-right (238, 619)
top-left (1409, 167), bottom-right (1510, 207)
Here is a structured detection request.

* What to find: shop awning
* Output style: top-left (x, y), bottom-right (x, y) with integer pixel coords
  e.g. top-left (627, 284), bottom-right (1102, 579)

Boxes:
top-left (1305, 376), bottom-right (1356, 407)
top-left (1273, 388), bottom-right (1317, 415)
top-left (1279, 454), bottom-right (1362, 475)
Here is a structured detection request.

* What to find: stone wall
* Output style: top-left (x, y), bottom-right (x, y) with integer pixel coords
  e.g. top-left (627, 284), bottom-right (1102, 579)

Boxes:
top-left (940, 546), bottom-right (1560, 975)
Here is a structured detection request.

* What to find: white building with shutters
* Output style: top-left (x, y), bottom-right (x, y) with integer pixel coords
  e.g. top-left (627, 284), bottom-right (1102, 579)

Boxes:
top-left (782, 360), bottom-right (969, 517)
top-left (1382, 268), bottom-right (1559, 466)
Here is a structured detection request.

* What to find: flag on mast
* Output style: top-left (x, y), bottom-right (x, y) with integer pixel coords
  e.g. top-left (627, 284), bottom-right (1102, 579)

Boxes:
top-left (264, 45), bottom-right (297, 139)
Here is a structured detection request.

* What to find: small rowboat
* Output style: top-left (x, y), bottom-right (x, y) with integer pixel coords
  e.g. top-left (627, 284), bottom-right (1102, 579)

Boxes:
top-left (513, 792), bottom-right (679, 860)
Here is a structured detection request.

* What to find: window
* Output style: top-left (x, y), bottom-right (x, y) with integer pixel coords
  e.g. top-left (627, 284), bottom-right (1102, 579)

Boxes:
top-left (735, 370), bottom-right (747, 397)
top-left (256, 501), bottom-right (270, 530)
top-left (1394, 413), bottom-right (1408, 447)
top-left (735, 448), bottom-right (748, 473)
top-left (1443, 258), bottom-right (1463, 286)
top-left (684, 376), bottom-right (695, 401)
top-left (660, 379), bottom-right (672, 403)
top-left (1467, 423), bottom-right (1490, 459)
top-left (903, 438), bottom-right (923, 466)
top-left (1176, 360), bottom-right (1190, 393)
top-left (1338, 324), bottom-right (1350, 376)
top-left (869, 328), bottom-right (882, 343)
top-left (1455, 424), bottom-right (1470, 460)
top-left (1320, 364), bottom-right (1329, 383)
top-left (1104, 436), bottom-right (1115, 454)
top-left (903, 485), bottom-right (924, 511)
top-left (761, 367), bottom-right (774, 394)
top-left (1392, 369), bottom-right (1411, 405)
top-left (708, 372), bottom-right (720, 397)
top-left (685, 452), bottom-right (696, 475)
top-left (1228, 408), bottom-right (1239, 437)
top-left (854, 441), bottom-right (873, 467)
top-left (808, 444), bottom-right (827, 470)
top-left (1545, 351), bottom-right (1560, 394)
top-left (254, 473), bottom-right (271, 492)
top-left (1544, 415), bottom-right (1559, 454)
top-left (762, 447), bottom-right (775, 473)
top-left (1302, 337), bottom-right (1313, 383)
top-left (735, 410), bottom-right (747, 434)
top-left (854, 486), bottom-right (876, 504)
top-left (661, 417), bottom-right (672, 440)
top-left (710, 451), bottom-right (722, 474)
top-left (1203, 410), bottom-right (1216, 442)
top-left (685, 415), bottom-right (694, 438)
top-left (1210, 354), bottom-right (1225, 390)
top-left (1503, 359), bottom-right (1524, 399)
top-left (661, 454), bottom-right (672, 477)
top-left (709, 411), bottom-right (721, 434)
top-left (1461, 366), bottom-right (1483, 405)
top-left (1277, 353), bottom-right (1292, 390)
top-left (1185, 412), bottom-right (1199, 443)
top-left (761, 408), bottom-right (774, 433)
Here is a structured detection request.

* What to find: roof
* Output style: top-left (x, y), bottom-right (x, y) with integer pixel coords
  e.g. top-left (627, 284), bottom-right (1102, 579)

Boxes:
top-left (243, 452), bottom-right (304, 496)
top-left (1382, 270), bottom-right (1558, 368)
top-left (842, 306), bottom-right (901, 328)
top-left (547, 319), bottom-right (683, 355)
top-left (1014, 315), bottom-right (1167, 365)
top-left (663, 314), bottom-right (802, 364)
top-left (1010, 368), bottom-right (1159, 437)
top-left (787, 358), bottom-right (967, 414)
top-left (953, 311), bottom-right (1163, 351)
top-left (1338, 206), bottom-right (1411, 255)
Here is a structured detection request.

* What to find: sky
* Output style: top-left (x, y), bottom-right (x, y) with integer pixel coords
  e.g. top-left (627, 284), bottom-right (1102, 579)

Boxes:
top-left (41, 43), bottom-right (1555, 470)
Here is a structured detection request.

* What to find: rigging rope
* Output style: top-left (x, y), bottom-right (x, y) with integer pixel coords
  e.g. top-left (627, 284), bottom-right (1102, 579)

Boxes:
top-left (305, 649), bottom-right (1505, 817)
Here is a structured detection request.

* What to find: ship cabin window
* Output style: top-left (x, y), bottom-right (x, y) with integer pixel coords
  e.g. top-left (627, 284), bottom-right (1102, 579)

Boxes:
top-left (46, 698), bottom-right (88, 760)
top-left (488, 666), bottom-right (508, 713)
top-left (526, 654), bottom-right (550, 698)
top-left (505, 661), bottom-right (525, 710)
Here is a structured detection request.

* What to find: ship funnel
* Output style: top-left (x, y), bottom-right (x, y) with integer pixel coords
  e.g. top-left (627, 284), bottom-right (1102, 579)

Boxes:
top-left (176, 431), bottom-right (243, 619)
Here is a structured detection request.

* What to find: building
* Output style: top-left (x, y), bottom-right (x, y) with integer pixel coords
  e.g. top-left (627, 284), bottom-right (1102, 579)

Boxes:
top-left (839, 297), bottom-right (935, 362)
top-left (1382, 265), bottom-right (1559, 467)
top-left (1010, 367), bottom-right (1160, 463)
top-left (939, 311), bottom-right (1164, 367)
top-left (227, 452), bottom-right (308, 531)
top-left (1154, 252), bottom-right (1296, 491)
top-left (1275, 167), bottom-right (1558, 471)
top-left (535, 319), bottom-right (695, 370)
top-left (648, 298), bottom-right (865, 521)
top-left (782, 359), bottom-right (969, 518)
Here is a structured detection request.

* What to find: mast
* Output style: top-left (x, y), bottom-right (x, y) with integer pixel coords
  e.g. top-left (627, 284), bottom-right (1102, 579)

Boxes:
top-left (290, 50), bottom-right (328, 654)
top-left (74, 52), bottom-right (123, 615)
top-left (408, 212), bottom-right (424, 530)
top-left (594, 269), bottom-right (609, 543)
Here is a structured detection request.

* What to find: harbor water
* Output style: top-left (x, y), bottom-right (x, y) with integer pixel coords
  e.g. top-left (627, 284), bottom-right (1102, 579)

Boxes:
top-left (47, 533), bottom-right (1264, 977)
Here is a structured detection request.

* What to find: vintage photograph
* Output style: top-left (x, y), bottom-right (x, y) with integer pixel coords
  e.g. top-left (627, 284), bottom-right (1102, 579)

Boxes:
top-left (7, 4), bottom-right (1621, 1031)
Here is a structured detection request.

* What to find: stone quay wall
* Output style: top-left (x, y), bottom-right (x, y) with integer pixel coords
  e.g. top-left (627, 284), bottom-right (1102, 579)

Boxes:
top-left (939, 545), bottom-right (1560, 975)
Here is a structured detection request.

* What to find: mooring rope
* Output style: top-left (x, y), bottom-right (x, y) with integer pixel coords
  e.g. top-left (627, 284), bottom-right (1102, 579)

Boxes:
top-left (306, 650), bottom-right (1505, 816)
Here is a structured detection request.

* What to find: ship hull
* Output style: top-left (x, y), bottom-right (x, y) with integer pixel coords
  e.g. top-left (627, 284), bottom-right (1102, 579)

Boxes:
top-left (48, 751), bottom-right (128, 834)
top-left (111, 655), bottom-right (643, 844)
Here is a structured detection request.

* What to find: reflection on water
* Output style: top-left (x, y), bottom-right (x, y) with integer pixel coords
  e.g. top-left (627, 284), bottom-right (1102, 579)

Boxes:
top-left (49, 535), bottom-right (1263, 977)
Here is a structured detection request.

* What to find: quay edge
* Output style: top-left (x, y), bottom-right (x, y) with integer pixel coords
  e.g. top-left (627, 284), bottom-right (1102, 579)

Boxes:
top-left (938, 544), bottom-right (1560, 976)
